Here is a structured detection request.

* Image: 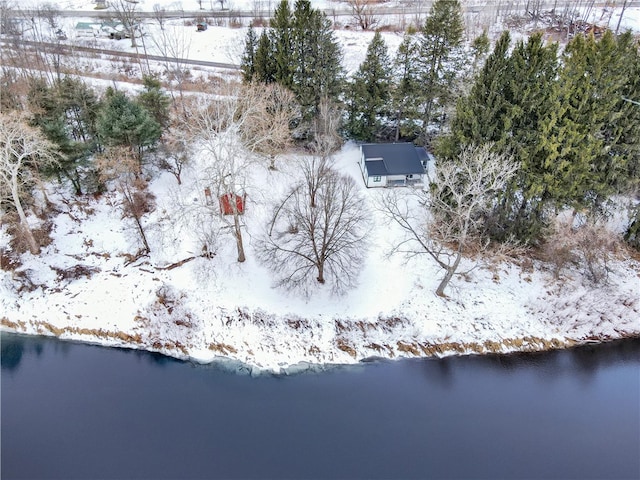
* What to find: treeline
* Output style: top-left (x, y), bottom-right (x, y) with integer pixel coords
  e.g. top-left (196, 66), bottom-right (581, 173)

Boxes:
top-left (241, 0), bottom-right (474, 144)
top-left (3, 75), bottom-right (168, 196)
top-left (241, 0), bottom-right (640, 248)
top-left (440, 29), bottom-right (640, 245)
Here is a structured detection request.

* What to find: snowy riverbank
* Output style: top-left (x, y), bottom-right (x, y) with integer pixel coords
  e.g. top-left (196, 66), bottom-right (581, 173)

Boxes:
top-left (2, 144), bottom-right (639, 372)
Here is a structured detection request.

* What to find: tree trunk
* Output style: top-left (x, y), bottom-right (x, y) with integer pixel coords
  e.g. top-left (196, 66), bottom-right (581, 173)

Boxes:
top-left (435, 250), bottom-right (462, 297)
top-left (233, 212), bottom-right (246, 262)
top-left (316, 261), bottom-right (325, 284)
top-left (394, 108), bottom-right (402, 142)
top-left (133, 214), bottom-right (151, 254)
top-left (11, 182), bottom-right (39, 255)
top-left (616, 0), bottom-right (630, 34)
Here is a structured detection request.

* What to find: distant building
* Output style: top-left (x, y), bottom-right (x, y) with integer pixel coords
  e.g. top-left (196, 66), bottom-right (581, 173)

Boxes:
top-left (75, 22), bottom-right (98, 38)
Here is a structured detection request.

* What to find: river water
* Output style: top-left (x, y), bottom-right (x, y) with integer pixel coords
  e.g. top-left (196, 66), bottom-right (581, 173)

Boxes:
top-left (2, 333), bottom-right (639, 479)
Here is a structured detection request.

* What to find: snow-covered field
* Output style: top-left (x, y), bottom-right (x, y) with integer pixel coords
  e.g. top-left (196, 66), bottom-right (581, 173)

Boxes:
top-left (2, 142), bottom-right (639, 373)
top-left (1, 0), bottom-right (639, 372)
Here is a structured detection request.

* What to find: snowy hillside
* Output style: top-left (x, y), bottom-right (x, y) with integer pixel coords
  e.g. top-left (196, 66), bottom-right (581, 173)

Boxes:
top-left (1, 0), bottom-right (639, 372)
top-left (1, 142), bottom-right (639, 373)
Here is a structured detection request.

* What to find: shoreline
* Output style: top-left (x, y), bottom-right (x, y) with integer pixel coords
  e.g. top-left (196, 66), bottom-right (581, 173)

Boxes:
top-left (3, 315), bottom-right (639, 373)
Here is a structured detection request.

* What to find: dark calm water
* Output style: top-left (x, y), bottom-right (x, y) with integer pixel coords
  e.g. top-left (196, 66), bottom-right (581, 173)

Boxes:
top-left (2, 333), bottom-right (639, 480)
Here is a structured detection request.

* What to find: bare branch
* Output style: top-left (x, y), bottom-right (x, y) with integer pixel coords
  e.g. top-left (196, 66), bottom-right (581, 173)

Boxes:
top-left (0, 111), bottom-right (58, 254)
top-left (379, 144), bottom-right (519, 296)
top-left (258, 158), bottom-right (370, 295)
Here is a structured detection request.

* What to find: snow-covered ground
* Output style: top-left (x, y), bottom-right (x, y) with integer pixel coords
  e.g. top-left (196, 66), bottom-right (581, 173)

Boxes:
top-left (1, 1), bottom-right (639, 372)
top-left (2, 142), bottom-right (639, 373)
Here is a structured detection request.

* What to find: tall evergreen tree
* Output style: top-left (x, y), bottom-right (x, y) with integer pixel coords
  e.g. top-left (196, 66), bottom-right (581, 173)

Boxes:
top-left (27, 77), bottom-right (100, 195)
top-left (540, 32), bottom-right (624, 215)
top-left (418, 0), bottom-right (465, 142)
top-left (592, 31), bottom-right (640, 196)
top-left (391, 31), bottom-right (422, 141)
top-left (439, 31), bottom-right (514, 159)
top-left (441, 32), bottom-right (561, 243)
top-left (240, 23), bottom-right (258, 82)
top-left (270, 0), bottom-right (294, 89)
top-left (617, 32), bottom-right (640, 191)
top-left (137, 76), bottom-right (171, 129)
top-left (242, 0), bottom-right (342, 129)
top-left (492, 33), bottom-right (560, 241)
top-left (254, 30), bottom-right (276, 83)
top-left (346, 32), bottom-right (391, 141)
top-left (290, 0), bottom-right (343, 123)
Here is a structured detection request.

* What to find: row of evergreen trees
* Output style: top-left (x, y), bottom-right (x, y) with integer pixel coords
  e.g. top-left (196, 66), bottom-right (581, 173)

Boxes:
top-left (241, 0), bottom-right (472, 143)
top-left (438, 30), bottom-right (640, 244)
top-left (241, 0), bottom-right (343, 124)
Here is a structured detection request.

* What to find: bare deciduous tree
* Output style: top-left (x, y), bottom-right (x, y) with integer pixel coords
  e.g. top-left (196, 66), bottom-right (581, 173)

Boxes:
top-left (615, 0), bottom-right (631, 34)
top-left (259, 159), bottom-right (370, 295)
top-left (308, 97), bottom-right (343, 157)
top-left (110, 0), bottom-right (141, 48)
top-left (149, 16), bottom-right (191, 105)
top-left (380, 144), bottom-right (518, 297)
top-left (152, 3), bottom-right (168, 30)
top-left (183, 82), bottom-right (297, 263)
top-left (157, 130), bottom-right (189, 185)
top-left (97, 145), bottom-right (155, 256)
top-left (186, 87), bottom-right (251, 263)
top-left (238, 82), bottom-right (297, 170)
top-left (0, 112), bottom-right (58, 254)
top-left (347, 0), bottom-right (379, 30)
top-left (120, 176), bottom-right (156, 255)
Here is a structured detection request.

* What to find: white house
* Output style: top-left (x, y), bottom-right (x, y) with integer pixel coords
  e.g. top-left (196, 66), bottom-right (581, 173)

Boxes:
top-left (74, 22), bottom-right (98, 38)
top-left (359, 143), bottom-right (430, 188)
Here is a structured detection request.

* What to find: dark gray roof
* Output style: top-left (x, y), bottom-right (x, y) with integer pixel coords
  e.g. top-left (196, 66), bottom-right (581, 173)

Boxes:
top-left (415, 146), bottom-right (429, 164)
top-left (364, 160), bottom-right (387, 176)
top-left (361, 143), bottom-right (425, 176)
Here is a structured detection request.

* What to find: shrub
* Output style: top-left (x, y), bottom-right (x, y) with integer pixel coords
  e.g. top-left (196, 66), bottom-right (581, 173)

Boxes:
top-left (542, 217), bottom-right (620, 284)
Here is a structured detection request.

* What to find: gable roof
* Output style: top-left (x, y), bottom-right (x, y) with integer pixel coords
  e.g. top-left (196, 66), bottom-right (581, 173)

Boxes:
top-left (361, 143), bottom-right (425, 176)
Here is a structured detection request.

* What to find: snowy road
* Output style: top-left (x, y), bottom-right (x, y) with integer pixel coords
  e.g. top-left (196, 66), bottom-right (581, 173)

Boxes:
top-left (0, 39), bottom-right (240, 70)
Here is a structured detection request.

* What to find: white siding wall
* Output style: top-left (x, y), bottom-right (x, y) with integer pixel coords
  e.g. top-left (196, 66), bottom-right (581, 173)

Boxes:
top-left (366, 175), bottom-right (387, 188)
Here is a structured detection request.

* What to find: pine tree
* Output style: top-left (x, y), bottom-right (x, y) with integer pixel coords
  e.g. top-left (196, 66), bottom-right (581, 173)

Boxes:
top-left (418, 0), bottom-right (465, 141)
top-left (240, 23), bottom-right (258, 82)
top-left (97, 88), bottom-right (161, 165)
top-left (495, 33), bottom-right (560, 241)
top-left (254, 30), bottom-right (276, 83)
top-left (290, 0), bottom-right (343, 123)
top-left (540, 32), bottom-right (621, 214)
top-left (592, 31), bottom-right (640, 196)
top-left (470, 30), bottom-right (490, 72)
top-left (617, 32), bottom-right (640, 191)
top-left (137, 76), bottom-right (171, 129)
top-left (439, 31), bottom-right (513, 160)
top-left (346, 31), bottom-right (391, 141)
top-left (440, 32), bottom-right (562, 243)
top-left (270, 0), bottom-right (294, 89)
top-left (391, 31), bottom-right (421, 141)
top-left (27, 77), bottom-right (100, 195)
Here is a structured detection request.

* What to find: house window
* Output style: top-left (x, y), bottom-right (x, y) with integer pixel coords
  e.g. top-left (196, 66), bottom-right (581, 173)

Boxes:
top-left (373, 176), bottom-right (381, 182)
